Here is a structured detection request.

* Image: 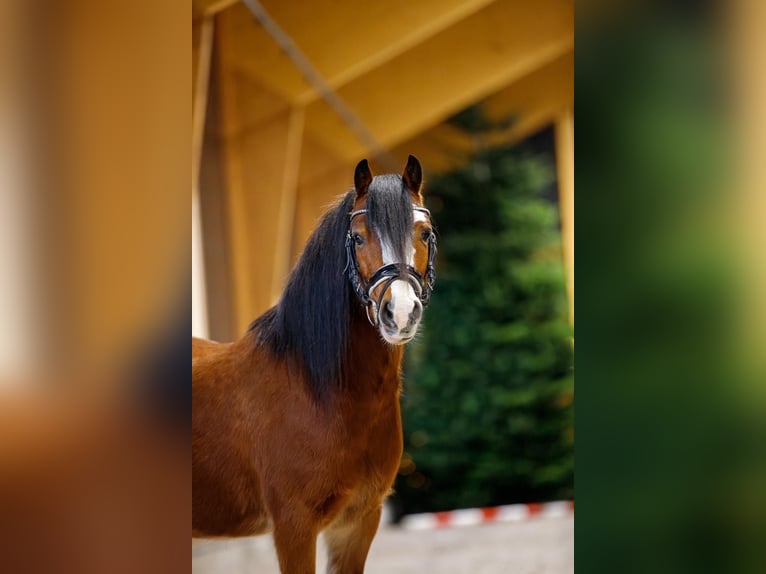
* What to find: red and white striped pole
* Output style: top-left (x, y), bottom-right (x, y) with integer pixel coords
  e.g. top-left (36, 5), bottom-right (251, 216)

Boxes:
top-left (399, 501), bottom-right (574, 531)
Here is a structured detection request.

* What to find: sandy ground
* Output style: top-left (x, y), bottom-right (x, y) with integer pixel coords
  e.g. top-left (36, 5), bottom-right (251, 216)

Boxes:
top-left (192, 516), bottom-right (574, 574)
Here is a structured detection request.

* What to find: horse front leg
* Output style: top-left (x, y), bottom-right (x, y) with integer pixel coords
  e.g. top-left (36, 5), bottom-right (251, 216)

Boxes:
top-left (272, 518), bottom-right (318, 574)
top-left (323, 504), bottom-right (382, 574)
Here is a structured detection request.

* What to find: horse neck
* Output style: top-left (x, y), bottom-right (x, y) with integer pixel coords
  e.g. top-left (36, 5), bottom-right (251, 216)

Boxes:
top-left (345, 308), bottom-right (404, 397)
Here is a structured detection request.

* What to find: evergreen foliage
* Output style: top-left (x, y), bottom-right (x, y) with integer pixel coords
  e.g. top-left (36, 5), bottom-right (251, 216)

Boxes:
top-left (395, 137), bottom-right (574, 515)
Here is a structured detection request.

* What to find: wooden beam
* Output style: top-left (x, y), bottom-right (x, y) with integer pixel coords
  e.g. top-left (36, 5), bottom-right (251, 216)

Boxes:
top-left (300, 0), bottom-right (574, 168)
top-left (193, 0), bottom-right (239, 19)
top-left (391, 50), bottom-right (574, 174)
top-left (222, 0), bottom-right (497, 106)
top-left (221, 0), bottom-right (572, 187)
top-left (293, 0), bottom-right (498, 106)
top-left (293, 49), bottom-right (574, 260)
top-left (555, 108), bottom-right (574, 325)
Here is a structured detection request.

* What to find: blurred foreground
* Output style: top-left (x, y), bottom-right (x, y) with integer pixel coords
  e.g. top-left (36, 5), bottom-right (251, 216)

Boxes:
top-left (193, 516), bottom-right (574, 574)
top-left (0, 392), bottom-right (189, 573)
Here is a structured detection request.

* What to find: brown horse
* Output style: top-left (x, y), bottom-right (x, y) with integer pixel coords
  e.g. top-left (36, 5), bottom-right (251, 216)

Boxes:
top-left (192, 155), bottom-right (437, 573)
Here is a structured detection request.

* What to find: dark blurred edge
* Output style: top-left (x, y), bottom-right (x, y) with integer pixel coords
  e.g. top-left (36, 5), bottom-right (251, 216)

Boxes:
top-left (576, 1), bottom-right (766, 573)
top-left (0, 0), bottom-right (190, 573)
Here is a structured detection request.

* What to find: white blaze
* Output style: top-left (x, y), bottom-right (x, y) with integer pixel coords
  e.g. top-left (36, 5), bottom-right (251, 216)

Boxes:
top-left (377, 209), bottom-right (427, 333)
top-left (390, 279), bottom-right (417, 327)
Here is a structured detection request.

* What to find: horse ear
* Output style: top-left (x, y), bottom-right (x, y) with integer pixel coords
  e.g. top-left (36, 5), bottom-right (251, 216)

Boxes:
top-left (402, 154), bottom-right (423, 194)
top-left (354, 159), bottom-right (373, 197)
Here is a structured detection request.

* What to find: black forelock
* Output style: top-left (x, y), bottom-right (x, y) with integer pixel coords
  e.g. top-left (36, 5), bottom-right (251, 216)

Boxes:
top-left (366, 174), bottom-right (414, 265)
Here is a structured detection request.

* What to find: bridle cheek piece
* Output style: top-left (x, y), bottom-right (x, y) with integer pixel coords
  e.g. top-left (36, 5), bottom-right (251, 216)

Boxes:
top-left (345, 206), bottom-right (437, 327)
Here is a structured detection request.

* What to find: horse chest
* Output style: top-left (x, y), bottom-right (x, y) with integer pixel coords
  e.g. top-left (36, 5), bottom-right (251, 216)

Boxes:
top-left (337, 399), bottom-right (402, 488)
top-left (320, 414), bottom-right (401, 528)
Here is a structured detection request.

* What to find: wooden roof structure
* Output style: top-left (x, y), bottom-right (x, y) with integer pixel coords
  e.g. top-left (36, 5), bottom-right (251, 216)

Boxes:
top-left (193, 0), bottom-right (573, 340)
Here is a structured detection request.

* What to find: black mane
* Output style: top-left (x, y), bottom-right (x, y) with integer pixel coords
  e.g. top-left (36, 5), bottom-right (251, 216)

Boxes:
top-left (250, 176), bottom-right (413, 401)
top-left (251, 191), bottom-right (356, 401)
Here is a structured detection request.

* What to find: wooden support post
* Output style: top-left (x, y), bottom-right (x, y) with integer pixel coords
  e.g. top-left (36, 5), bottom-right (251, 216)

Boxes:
top-left (193, 17), bottom-right (214, 189)
top-left (216, 7), bottom-right (313, 334)
top-left (555, 108), bottom-right (574, 325)
top-left (192, 17), bottom-right (214, 339)
top-left (220, 110), bottom-right (311, 334)
top-left (271, 106), bottom-right (305, 302)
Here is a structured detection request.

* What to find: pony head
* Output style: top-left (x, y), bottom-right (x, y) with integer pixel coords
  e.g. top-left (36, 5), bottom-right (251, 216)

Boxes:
top-left (347, 155), bottom-right (436, 345)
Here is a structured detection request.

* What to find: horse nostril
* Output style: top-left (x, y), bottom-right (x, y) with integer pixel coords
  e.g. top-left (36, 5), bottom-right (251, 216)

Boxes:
top-left (381, 300), bottom-right (395, 328)
top-left (410, 301), bottom-right (423, 323)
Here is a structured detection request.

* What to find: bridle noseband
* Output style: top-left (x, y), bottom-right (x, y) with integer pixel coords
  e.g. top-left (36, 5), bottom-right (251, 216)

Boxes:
top-left (345, 206), bottom-right (437, 327)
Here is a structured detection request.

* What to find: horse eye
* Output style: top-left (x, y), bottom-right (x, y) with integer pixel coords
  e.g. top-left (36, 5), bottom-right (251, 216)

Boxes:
top-left (353, 233), bottom-right (364, 246)
top-left (421, 229), bottom-right (432, 242)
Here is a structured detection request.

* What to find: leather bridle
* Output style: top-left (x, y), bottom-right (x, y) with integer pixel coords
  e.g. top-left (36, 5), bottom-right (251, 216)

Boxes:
top-left (345, 206), bottom-right (437, 327)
